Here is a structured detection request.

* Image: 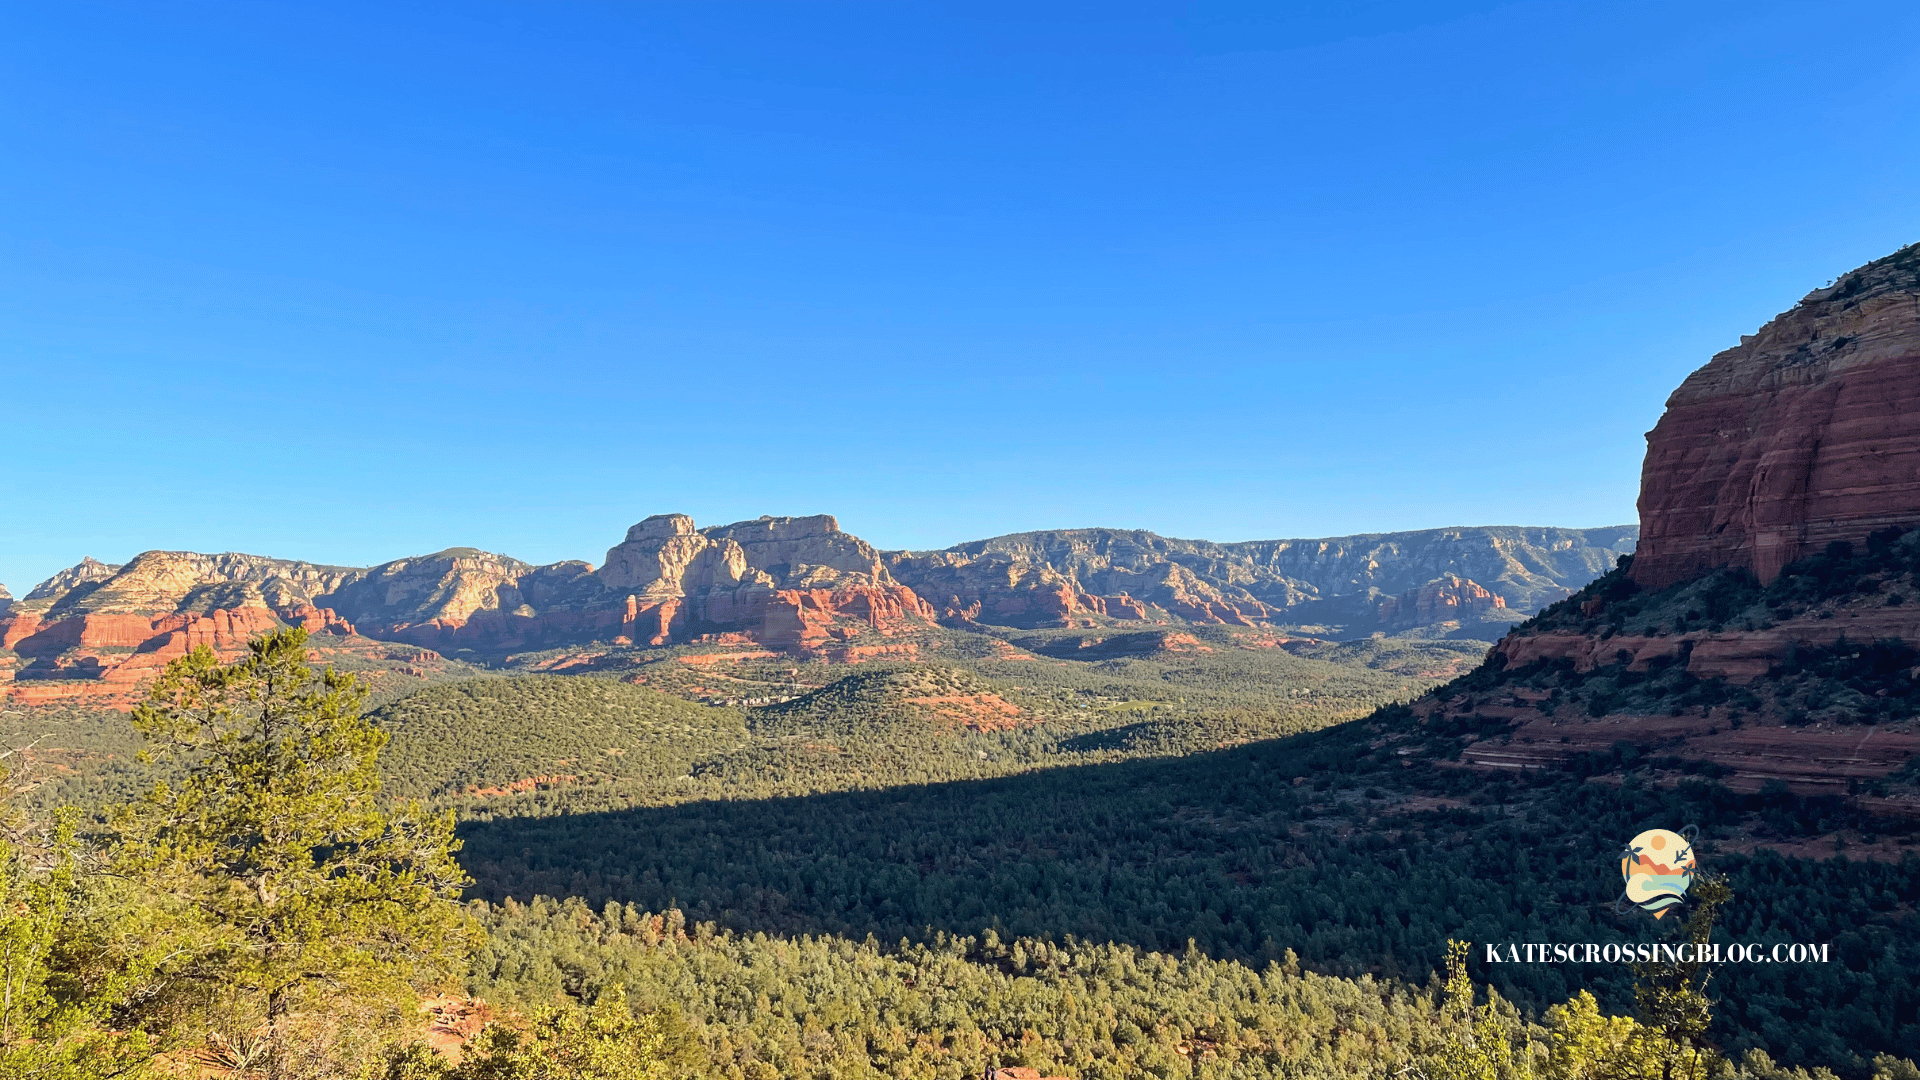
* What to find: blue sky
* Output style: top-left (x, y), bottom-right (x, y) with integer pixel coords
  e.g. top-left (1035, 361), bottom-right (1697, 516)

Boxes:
top-left (4, 1), bottom-right (1917, 591)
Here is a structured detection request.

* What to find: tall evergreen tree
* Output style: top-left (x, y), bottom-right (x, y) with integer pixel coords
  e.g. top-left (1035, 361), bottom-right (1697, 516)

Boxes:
top-left (0, 740), bottom-right (161, 1078)
top-left (116, 628), bottom-right (478, 1079)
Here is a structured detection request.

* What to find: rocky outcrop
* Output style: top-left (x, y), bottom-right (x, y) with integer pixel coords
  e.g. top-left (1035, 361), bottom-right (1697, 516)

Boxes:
top-left (885, 526), bottom-right (1632, 632)
top-left (1410, 244), bottom-right (1920, 803)
top-left (1, 515), bottom-right (941, 694)
top-left (23, 557), bottom-right (121, 602)
top-left (2, 515), bottom-right (1637, 697)
top-left (1, 551), bottom-right (362, 664)
top-left (0, 584), bottom-right (11, 616)
top-left (1633, 243), bottom-right (1920, 590)
top-left (1375, 574), bottom-right (1506, 630)
top-left (883, 550), bottom-right (1112, 626)
top-left (591, 514), bottom-right (934, 650)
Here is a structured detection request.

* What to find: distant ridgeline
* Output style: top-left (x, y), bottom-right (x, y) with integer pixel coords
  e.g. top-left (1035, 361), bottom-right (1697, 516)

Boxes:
top-left (440, 244), bottom-right (1920, 1074)
top-left (17, 245), bottom-right (1920, 1080)
top-left (0, 516), bottom-right (1632, 705)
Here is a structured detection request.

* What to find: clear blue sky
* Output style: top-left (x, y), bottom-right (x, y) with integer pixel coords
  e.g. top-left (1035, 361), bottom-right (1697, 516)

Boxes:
top-left (4, 1), bottom-right (1917, 592)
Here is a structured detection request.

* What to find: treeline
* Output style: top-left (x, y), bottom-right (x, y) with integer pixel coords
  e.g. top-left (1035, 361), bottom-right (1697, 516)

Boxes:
top-left (16, 628), bottom-right (1920, 1079)
top-left (471, 895), bottom-right (1920, 1080)
top-left (458, 715), bottom-right (1920, 1072)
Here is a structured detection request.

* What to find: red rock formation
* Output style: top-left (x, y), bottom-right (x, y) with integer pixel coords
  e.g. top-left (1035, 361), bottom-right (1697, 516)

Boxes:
top-left (1412, 245), bottom-right (1920, 806)
top-left (0, 516), bottom-right (947, 692)
top-left (882, 550), bottom-right (1110, 626)
top-left (597, 514), bottom-right (937, 651)
top-left (1376, 574), bottom-right (1506, 629)
top-left (1633, 243), bottom-right (1920, 589)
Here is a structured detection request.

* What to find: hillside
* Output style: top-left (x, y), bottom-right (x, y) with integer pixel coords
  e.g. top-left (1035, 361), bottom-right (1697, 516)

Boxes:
top-left (889, 524), bottom-right (1637, 634)
top-left (438, 245), bottom-right (1920, 1075)
top-left (373, 676), bottom-right (752, 803)
top-left (1404, 244), bottom-right (1920, 809)
top-left (2, 518), bottom-right (1630, 705)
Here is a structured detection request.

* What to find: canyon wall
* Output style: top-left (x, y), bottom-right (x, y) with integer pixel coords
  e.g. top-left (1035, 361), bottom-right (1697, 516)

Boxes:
top-left (1418, 243), bottom-right (1920, 798)
top-left (3, 517), bottom-right (1635, 701)
top-left (888, 525), bottom-right (1632, 631)
top-left (1633, 242), bottom-right (1920, 590)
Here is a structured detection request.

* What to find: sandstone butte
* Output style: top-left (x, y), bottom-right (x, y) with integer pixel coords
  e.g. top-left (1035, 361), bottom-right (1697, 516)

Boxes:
top-left (3, 520), bottom-right (1635, 702)
top-left (1433, 242), bottom-right (1920, 809)
top-left (1489, 243), bottom-right (1920, 684)
top-left (1374, 573), bottom-right (1506, 631)
top-left (1633, 242), bottom-right (1920, 589)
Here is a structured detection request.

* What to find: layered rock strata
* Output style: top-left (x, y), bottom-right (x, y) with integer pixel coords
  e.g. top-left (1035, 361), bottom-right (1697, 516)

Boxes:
top-left (888, 526), bottom-right (1631, 630)
top-left (0, 515), bottom-right (938, 697)
top-left (1633, 243), bottom-right (1920, 589)
top-left (1375, 574), bottom-right (1506, 631)
top-left (1416, 243), bottom-right (1920, 802)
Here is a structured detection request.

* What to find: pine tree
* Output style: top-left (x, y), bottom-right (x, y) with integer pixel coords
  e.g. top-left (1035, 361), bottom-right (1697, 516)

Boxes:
top-left (0, 742), bottom-right (162, 1078)
top-left (116, 628), bottom-right (479, 1079)
top-left (1631, 875), bottom-right (1731, 1080)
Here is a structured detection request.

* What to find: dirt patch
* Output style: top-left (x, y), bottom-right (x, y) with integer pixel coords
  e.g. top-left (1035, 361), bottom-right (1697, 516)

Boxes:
top-left (904, 692), bottom-right (1029, 732)
top-left (677, 650), bottom-right (780, 667)
top-left (1457, 712), bottom-right (1920, 799)
top-left (815, 641), bottom-right (921, 663)
top-left (420, 997), bottom-right (495, 1061)
top-left (464, 774), bottom-right (579, 798)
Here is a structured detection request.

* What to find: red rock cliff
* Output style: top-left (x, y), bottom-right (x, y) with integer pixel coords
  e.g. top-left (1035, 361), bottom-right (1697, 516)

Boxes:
top-left (1633, 243), bottom-right (1920, 589)
top-left (1376, 574), bottom-right (1505, 630)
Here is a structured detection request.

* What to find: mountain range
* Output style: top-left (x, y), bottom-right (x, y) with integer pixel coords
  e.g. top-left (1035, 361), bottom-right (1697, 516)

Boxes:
top-left (0, 517), bottom-right (1632, 703)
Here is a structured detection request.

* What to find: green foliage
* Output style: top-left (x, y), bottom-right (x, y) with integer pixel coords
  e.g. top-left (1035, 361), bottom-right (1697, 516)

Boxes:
top-left (380, 986), bottom-right (698, 1080)
top-left (0, 746), bottom-right (165, 1078)
top-left (372, 675), bottom-right (751, 802)
top-left (455, 711), bottom-right (1920, 1072)
top-left (13, 624), bottom-right (1476, 819)
top-left (1425, 940), bottom-right (1530, 1080)
top-left (468, 895), bottom-right (1447, 1080)
top-left (456, 987), bottom-right (693, 1080)
top-left (115, 627), bottom-right (480, 1079)
top-left (1630, 875), bottom-right (1730, 1077)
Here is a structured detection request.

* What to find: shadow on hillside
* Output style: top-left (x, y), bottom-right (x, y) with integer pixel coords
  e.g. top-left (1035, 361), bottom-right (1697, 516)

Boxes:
top-left (456, 725), bottom-right (1388, 962)
top-left (453, 716), bottom-right (1726, 987)
top-left (455, 716), bottom-right (1920, 1070)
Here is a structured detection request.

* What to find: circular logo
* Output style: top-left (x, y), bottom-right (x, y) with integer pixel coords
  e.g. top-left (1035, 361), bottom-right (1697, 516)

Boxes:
top-left (1618, 826), bottom-right (1697, 919)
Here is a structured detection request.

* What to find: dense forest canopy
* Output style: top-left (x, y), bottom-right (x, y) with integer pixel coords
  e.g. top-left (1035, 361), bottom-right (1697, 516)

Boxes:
top-left (11, 559), bottom-right (1920, 1076)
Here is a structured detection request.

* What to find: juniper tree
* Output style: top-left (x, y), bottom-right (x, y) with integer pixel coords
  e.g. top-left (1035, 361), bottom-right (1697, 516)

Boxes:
top-left (0, 739), bottom-right (163, 1079)
top-left (117, 628), bottom-right (478, 1079)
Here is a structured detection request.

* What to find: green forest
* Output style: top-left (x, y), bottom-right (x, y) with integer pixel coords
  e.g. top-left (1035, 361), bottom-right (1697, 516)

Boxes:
top-left (10, 556), bottom-right (1920, 1077)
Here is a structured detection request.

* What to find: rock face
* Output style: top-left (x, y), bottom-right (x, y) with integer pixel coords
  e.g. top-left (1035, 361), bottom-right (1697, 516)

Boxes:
top-left (2, 517), bottom-right (1633, 700)
top-left (1633, 243), bottom-right (1920, 590)
top-left (886, 526), bottom-right (1632, 631)
top-left (0, 515), bottom-right (939, 697)
top-left (1375, 574), bottom-right (1505, 631)
top-left (26, 557), bottom-right (121, 600)
top-left (1416, 243), bottom-right (1920, 803)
